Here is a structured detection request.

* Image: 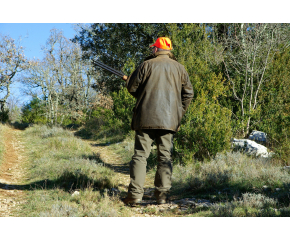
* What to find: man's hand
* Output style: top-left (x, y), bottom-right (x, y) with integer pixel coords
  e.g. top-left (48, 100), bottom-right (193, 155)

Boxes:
top-left (122, 75), bottom-right (128, 81)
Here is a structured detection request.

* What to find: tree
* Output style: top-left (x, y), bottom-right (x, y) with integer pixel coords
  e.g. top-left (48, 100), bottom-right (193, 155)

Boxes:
top-left (23, 29), bottom-right (97, 125)
top-left (6, 95), bottom-right (22, 122)
top-left (168, 24), bottom-right (232, 161)
top-left (73, 23), bottom-right (170, 92)
top-left (21, 97), bottom-right (47, 124)
top-left (258, 48), bottom-right (290, 163)
top-left (221, 23), bottom-right (290, 137)
top-left (0, 34), bottom-right (27, 121)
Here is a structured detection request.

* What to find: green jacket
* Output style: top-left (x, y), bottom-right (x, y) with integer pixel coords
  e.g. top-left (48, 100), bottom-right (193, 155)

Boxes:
top-left (126, 51), bottom-right (193, 132)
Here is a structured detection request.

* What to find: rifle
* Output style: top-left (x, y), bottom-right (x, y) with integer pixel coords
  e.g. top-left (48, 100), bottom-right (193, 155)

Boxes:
top-left (92, 59), bottom-right (128, 81)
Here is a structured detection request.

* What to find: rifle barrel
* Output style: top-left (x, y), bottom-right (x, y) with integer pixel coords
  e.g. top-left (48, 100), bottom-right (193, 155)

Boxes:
top-left (93, 60), bottom-right (125, 78)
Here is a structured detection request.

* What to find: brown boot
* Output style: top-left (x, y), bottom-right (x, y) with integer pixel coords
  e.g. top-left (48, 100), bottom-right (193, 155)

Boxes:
top-left (154, 191), bottom-right (169, 205)
top-left (122, 197), bottom-right (142, 206)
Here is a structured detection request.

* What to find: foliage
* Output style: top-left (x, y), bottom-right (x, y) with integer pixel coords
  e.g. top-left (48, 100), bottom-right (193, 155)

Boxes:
top-left (258, 48), bottom-right (290, 164)
top-left (23, 29), bottom-right (96, 125)
top-left (77, 105), bottom-right (125, 143)
top-left (219, 23), bottom-right (290, 136)
top-left (0, 34), bottom-right (27, 120)
top-left (0, 108), bottom-right (9, 122)
top-left (168, 24), bottom-right (232, 162)
top-left (74, 23), bottom-right (170, 92)
top-left (111, 86), bottom-right (135, 133)
top-left (21, 97), bottom-right (47, 124)
top-left (14, 24), bottom-right (290, 165)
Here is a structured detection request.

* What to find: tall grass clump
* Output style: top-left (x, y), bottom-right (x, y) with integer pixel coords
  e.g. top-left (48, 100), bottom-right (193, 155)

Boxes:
top-left (210, 193), bottom-right (282, 217)
top-left (172, 151), bottom-right (290, 193)
top-left (38, 190), bottom-right (123, 217)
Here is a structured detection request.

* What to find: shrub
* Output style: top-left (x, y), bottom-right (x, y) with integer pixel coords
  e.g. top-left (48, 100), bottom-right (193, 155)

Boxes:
top-left (175, 93), bottom-right (232, 163)
top-left (0, 108), bottom-right (9, 122)
top-left (111, 86), bottom-right (135, 133)
top-left (169, 24), bottom-right (232, 163)
top-left (21, 97), bottom-right (47, 124)
top-left (172, 151), bottom-right (290, 193)
top-left (257, 49), bottom-right (290, 164)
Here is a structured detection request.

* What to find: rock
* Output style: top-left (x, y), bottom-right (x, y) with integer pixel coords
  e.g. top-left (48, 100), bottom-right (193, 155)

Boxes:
top-left (263, 185), bottom-right (269, 191)
top-left (197, 199), bottom-right (211, 203)
top-left (231, 138), bottom-right (274, 158)
top-left (110, 188), bottom-right (120, 195)
top-left (71, 191), bottom-right (80, 197)
top-left (186, 201), bottom-right (196, 206)
top-left (196, 203), bottom-right (211, 208)
top-left (276, 188), bottom-right (281, 191)
top-left (248, 130), bottom-right (267, 144)
top-left (169, 205), bottom-right (178, 209)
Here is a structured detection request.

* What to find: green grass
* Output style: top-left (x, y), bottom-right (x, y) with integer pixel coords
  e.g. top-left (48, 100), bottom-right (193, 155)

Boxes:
top-left (20, 125), bottom-right (134, 217)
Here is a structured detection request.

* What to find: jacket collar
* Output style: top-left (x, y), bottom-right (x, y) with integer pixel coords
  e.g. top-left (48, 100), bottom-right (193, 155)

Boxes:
top-left (154, 51), bottom-right (171, 57)
top-left (144, 51), bottom-right (177, 62)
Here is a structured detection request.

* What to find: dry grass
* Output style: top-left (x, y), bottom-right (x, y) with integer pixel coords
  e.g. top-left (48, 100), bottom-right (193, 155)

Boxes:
top-left (19, 125), bottom-right (135, 217)
top-left (172, 151), bottom-right (290, 193)
top-left (0, 124), bottom-right (4, 165)
top-left (210, 193), bottom-right (280, 217)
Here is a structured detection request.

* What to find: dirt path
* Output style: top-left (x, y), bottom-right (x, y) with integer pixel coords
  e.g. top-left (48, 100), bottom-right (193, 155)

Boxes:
top-left (86, 141), bottom-right (154, 194)
top-left (88, 143), bottom-right (132, 193)
top-left (84, 139), bottom-right (192, 216)
top-left (0, 126), bottom-right (26, 217)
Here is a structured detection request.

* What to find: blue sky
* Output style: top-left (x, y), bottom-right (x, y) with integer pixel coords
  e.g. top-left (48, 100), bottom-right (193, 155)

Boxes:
top-left (0, 23), bottom-right (77, 59)
top-left (0, 23), bottom-right (80, 105)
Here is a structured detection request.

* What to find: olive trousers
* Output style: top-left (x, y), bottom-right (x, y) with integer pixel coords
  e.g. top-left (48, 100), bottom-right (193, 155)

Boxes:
top-left (127, 129), bottom-right (174, 200)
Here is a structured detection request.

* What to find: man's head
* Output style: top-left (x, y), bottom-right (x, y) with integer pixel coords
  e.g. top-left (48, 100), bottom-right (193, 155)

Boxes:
top-left (150, 37), bottom-right (172, 54)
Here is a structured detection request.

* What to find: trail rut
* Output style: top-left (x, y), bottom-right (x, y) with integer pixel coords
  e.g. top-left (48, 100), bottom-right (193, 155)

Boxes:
top-left (0, 127), bottom-right (26, 217)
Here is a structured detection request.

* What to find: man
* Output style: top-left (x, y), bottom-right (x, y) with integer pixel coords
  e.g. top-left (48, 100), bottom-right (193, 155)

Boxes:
top-left (122, 37), bottom-right (193, 205)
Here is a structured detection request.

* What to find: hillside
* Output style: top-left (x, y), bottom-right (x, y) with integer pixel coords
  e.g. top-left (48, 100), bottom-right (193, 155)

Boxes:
top-left (1, 124), bottom-right (290, 217)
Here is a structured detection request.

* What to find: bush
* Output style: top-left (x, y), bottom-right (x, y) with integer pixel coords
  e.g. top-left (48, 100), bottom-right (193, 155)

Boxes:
top-left (78, 106), bottom-right (125, 142)
top-left (175, 93), bottom-right (232, 163)
top-left (168, 24), bottom-right (232, 163)
top-left (0, 109), bottom-right (9, 122)
top-left (172, 151), bottom-right (290, 193)
top-left (21, 97), bottom-right (47, 124)
top-left (257, 49), bottom-right (290, 164)
top-left (111, 86), bottom-right (135, 133)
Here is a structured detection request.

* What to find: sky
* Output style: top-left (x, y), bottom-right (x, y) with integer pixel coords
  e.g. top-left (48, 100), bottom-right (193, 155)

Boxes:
top-left (0, 23), bottom-right (80, 105)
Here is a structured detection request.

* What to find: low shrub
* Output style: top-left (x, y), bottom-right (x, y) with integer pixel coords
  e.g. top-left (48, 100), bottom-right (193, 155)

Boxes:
top-left (172, 151), bottom-right (290, 193)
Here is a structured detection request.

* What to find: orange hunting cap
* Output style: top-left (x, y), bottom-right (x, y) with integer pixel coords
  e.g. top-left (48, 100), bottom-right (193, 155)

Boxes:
top-left (150, 37), bottom-right (172, 50)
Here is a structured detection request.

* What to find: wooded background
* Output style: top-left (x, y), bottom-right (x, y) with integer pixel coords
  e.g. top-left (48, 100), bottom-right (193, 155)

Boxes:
top-left (1, 23), bottom-right (290, 163)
